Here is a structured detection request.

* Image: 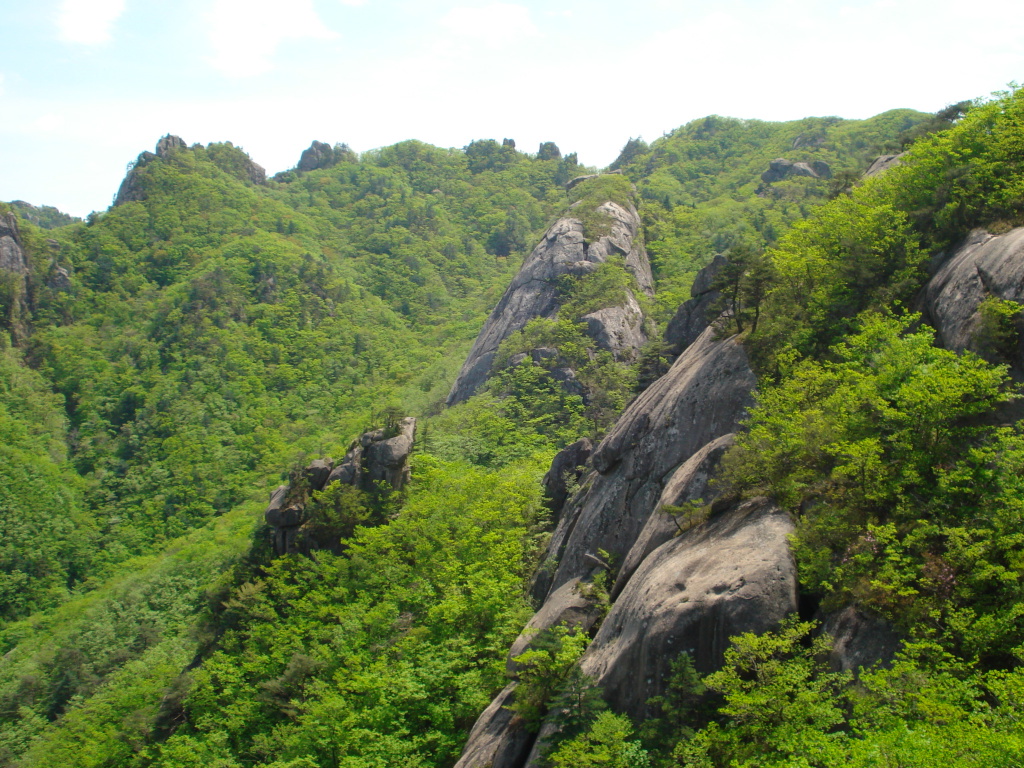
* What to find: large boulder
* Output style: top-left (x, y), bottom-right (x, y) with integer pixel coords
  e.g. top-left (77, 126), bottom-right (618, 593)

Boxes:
top-left (921, 227), bottom-right (1024, 362)
top-left (760, 158), bottom-right (831, 183)
top-left (532, 327), bottom-right (756, 606)
top-left (579, 498), bottom-right (798, 720)
top-left (446, 201), bottom-right (653, 405)
top-left (297, 140), bottom-right (337, 172)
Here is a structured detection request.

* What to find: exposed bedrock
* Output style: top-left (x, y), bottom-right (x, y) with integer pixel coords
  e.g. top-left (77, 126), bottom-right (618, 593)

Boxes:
top-left (446, 200), bottom-right (653, 405)
top-left (663, 254), bottom-right (728, 357)
top-left (760, 157), bottom-right (832, 183)
top-left (581, 498), bottom-right (797, 720)
top-left (452, 684), bottom-right (533, 768)
top-left (0, 213), bottom-right (29, 275)
top-left (821, 605), bottom-right (901, 673)
top-left (863, 152), bottom-right (906, 178)
top-left (528, 327), bottom-right (756, 628)
top-left (921, 227), bottom-right (1024, 363)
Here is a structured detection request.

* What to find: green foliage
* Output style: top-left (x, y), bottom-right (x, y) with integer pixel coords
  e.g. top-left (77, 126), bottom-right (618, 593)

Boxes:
top-left (546, 711), bottom-right (650, 768)
top-left (558, 257), bottom-right (634, 321)
top-left (568, 175), bottom-right (636, 241)
top-left (974, 295), bottom-right (1022, 362)
top-left (509, 624), bottom-right (590, 727)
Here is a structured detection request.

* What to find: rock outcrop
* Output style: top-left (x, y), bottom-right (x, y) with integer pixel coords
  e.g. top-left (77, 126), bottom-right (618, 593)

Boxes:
top-left (921, 227), bottom-right (1024, 363)
top-left (863, 152), bottom-right (906, 178)
top-left (0, 213), bottom-right (29, 275)
top-left (265, 418), bottom-right (416, 555)
top-left (297, 140), bottom-right (338, 172)
top-left (663, 254), bottom-right (727, 357)
top-left (447, 196), bottom-right (654, 406)
top-left (581, 498), bottom-right (797, 719)
top-left (531, 328), bottom-right (756, 607)
top-left (114, 134), bottom-right (187, 206)
top-left (760, 158), bottom-right (832, 184)
top-left (541, 438), bottom-right (594, 513)
top-left (821, 606), bottom-right (901, 673)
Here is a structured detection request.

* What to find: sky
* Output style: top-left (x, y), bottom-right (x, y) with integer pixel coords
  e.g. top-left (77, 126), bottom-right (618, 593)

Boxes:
top-left (0, 0), bottom-right (1021, 217)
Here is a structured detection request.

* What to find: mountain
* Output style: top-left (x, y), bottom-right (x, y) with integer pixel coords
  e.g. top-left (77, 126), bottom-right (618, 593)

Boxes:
top-left (3, 92), bottom-right (1023, 767)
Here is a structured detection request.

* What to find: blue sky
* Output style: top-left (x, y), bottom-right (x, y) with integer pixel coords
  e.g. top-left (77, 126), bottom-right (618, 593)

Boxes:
top-left (1, 0), bottom-right (1021, 217)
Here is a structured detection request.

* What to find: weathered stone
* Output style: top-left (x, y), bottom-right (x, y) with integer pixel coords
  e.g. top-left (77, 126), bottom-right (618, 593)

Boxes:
top-left (453, 683), bottom-right (534, 768)
top-left (48, 266), bottom-right (72, 293)
top-left (863, 152), bottom-right (906, 178)
top-left (566, 173), bottom-right (599, 190)
top-left (507, 580), bottom-right (602, 675)
top-left (447, 201), bottom-right (653, 405)
top-left (821, 606), bottom-right (901, 672)
top-left (327, 445), bottom-right (362, 486)
top-left (579, 498), bottom-right (797, 720)
top-left (298, 140), bottom-right (336, 172)
top-left (542, 438), bottom-right (594, 513)
top-left (664, 255), bottom-right (728, 356)
top-left (921, 227), bottom-right (1024, 361)
top-left (304, 458), bottom-right (334, 492)
top-left (547, 367), bottom-right (586, 399)
top-left (612, 433), bottom-right (735, 598)
top-left (363, 417), bottom-right (416, 491)
top-left (534, 328), bottom-right (756, 604)
top-left (0, 214), bottom-right (28, 274)
top-left (760, 157), bottom-right (831, 184)
top-left (580, 292), bottom-right (647, 360)
top-left (155, 134), bottom-right (187, 157)
top-left (265, 485), bottom-right (305, 528)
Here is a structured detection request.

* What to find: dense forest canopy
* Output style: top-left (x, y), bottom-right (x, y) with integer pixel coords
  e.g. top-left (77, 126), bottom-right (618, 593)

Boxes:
top-left (0, 87), bottom-right (1022, 767)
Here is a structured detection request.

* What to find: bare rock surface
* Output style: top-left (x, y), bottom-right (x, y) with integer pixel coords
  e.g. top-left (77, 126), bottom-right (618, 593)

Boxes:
top-left (506, 580), bottom-right (601, 674)
top-left (0, 214), bottom-right (28, 274)
top-left (447, 201), bottom-right (652, 405)
top-left (298, 140), bottom-right (336, 172)
top-left (863, 152), bottom-right (906, 178)
top-left (612, 433), bottom-right (735, 598)
top-left (533, 327), bottom-right (756, 604)
top-left (581, 292), bottom-right (647, 360)
top-left (542, 438), bottom-right (594, 513)
top-left (664, 255), bottom-right (727, 357)
top-left (822, 606), bottom-right (901, 672)
top-left (761, 158), bottom-right (832, 183)
top-left (922, 227), bottom-right (1024, 360)
top-left (453, 684), bottom-right (534, 768)
top-left (580, 498), bottom-right (797, 720)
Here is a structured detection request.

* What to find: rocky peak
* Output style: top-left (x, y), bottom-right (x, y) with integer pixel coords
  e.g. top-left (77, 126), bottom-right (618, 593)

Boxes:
top-left (298, 140), bottom-right (336, 172)
top-left (446, 197), bottom-right (654, 405)
top-left (155, 134), bottom-right (187, 157)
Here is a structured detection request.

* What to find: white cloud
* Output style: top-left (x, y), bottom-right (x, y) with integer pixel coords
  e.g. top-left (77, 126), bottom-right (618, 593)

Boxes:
top-left (0, 73), bottom-right (5, 98)
top-left (206, 0), bottom-right (338, 78)
top-left (56, 0), bottom-right (127, 45)
top-left (339, 0), bottom-right (367, 6)
top-left (439, 3), bottom-right (538, 46)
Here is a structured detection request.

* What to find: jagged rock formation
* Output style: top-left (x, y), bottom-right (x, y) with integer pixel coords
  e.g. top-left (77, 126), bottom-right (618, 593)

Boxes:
top-left (446, 195), bottom-right (654, 405)
top-left (114, 135), bottom-right (266, 206)
top-left (298, 140), bottom-right (335, 172)
top-left (0, 213), bottom-right (32, 343)
top-left (921, 227), bottom-right (1024, 363)
top-left (0, 213), bottom-right (29, 275)
top-left (760, 157), bottom-right (832, 183)
top-left (265, 418), bottom-right (416, 555)
top-left (663, 254), bottom-right (728, 358)
top-left (863, 152), bottom-right (906, 178)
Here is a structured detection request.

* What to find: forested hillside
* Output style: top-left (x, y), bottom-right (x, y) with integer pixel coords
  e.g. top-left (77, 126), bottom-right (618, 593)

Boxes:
top-left (2, 90), bottom-right (1020, 768)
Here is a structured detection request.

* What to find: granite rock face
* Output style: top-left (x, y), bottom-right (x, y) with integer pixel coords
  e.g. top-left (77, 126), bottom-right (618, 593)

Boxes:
top-left (612, 433), bottom-right (735, 598)
top-left (446, 198), bottom-right (653, 405)
top-left (760, 158), bottom-right (832, 183)
top-left (542, 438), bottom-right (594, 513)
top-left (580, 498), bottom-right (798, 720)
top-left (531, 327), bottom-right (757, 612)
top-left (452, 684), bottom-right (533, 768)
top-left (664, 254), bottom-right (728, 357)
top-left (863, 152), bottom-right (906, 178)
top-left (0, 214), bottom-right (29, 275)
top-left (581, 292), bottom-right (648, 360)
top-left (921, 227), bottom-right (1024, 363)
